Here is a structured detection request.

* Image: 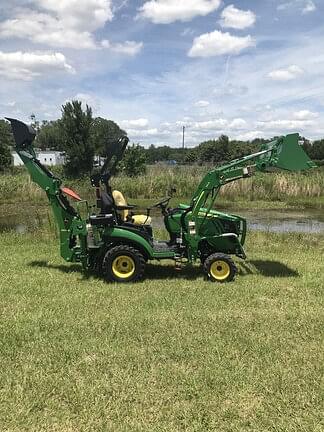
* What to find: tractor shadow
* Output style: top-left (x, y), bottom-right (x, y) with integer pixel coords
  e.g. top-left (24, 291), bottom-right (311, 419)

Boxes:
top-left (29, 259), bottom-right (299, 281)
top-left (29, 260), bottom-right (202, 281)
top-left (238, 260), bottom-right (299, 278)
top-left (145, 263), bottom-right (201, 281)
top-left (29, 260), bottom-right (97, 281)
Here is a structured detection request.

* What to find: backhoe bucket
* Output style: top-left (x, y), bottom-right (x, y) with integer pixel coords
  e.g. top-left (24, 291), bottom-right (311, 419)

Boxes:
top-left (265, 133), bottom-right (317, 171)
top-left (6, 117), bottom-right (36, 150)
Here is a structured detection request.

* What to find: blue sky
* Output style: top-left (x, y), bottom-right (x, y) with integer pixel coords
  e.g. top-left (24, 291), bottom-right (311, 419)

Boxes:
top-left (0, 0), bottom-right (324, 147)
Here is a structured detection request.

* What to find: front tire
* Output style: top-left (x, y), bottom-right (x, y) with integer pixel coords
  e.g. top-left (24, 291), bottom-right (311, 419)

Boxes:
top-left (203, 253), bottom-right (237, 283)
top-left (102, 245), bottom-right (146, 283)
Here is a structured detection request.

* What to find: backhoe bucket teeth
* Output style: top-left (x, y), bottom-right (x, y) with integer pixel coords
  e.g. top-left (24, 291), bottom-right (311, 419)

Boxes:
top-left (265, 133), bottom-right (317, 171)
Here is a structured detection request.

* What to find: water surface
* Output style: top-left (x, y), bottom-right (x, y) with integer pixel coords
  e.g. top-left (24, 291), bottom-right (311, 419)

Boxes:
top-left (0, 204), bottom-right (323, 234)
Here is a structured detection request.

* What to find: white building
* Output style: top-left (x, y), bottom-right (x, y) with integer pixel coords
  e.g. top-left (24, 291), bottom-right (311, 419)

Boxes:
top-left (12, 150), bottom-right (65, 167)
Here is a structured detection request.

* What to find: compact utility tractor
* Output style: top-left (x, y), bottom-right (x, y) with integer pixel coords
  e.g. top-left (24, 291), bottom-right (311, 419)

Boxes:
top-left (8, 118), bottom-right (316, 283)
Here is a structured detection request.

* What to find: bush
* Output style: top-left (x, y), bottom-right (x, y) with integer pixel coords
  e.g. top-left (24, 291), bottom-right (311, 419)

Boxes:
top-left (120, 144), bottom-right (147, 177)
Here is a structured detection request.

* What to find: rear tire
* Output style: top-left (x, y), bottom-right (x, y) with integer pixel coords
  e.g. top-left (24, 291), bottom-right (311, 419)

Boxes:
top-left (102, 245), bottom-right (146, 283)
top-left (203, 253), bottom-right (237, 283)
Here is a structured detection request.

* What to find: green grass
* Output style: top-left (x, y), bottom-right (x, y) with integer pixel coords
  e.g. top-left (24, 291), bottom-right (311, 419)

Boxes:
top-left (0, 230), bottom-right (323, 431)
top-left (1, 165), bottom-right (324, 209)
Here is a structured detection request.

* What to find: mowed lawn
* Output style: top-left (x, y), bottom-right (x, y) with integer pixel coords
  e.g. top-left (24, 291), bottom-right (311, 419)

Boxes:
top-left (0, 230), bottom-right (323, 431)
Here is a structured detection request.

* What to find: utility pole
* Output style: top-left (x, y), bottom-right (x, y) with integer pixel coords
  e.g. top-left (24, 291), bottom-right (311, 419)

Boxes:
top-left (182, 126), bottom-right (185, 149)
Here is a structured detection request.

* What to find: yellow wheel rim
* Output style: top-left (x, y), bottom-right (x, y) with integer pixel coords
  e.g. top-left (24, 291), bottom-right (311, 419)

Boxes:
top-left (112, 255), bottom-right (135, 279)
top-left (210, 260), bottom-right (231, 281)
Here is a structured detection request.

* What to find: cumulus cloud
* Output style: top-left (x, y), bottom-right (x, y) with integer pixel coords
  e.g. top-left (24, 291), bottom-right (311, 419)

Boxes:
top-left (293, 110), bottom-right (318, 120)
top-left (193, 118), bottom-right (228, 130)
top-left (258, 118), bottom-right (315, 131)
top-left (268, 65), bottom-right (304, 81)
top-left (229, 118), bottom-right (247, 129)
top-left (0, 51), bottom-right (74, 80)
top-left (0, 10), bottom-right (98, 49)
top-left (138, 0), bottom-right (221, 24)
top-left (34, 0), bottom-right (113, 31)
top-left (188, 30), bottom-right (255, 57)
top-left (128, 128), bottom-right (159, 138)
top-left (235, 131), bottom-right (264, 141)
top-left (121, 118), bottom-right (149, 128)
top-left (219, 5), bottom-right (256, 30)
top-left (0, 0), bottom-right (142, 53)
top-left (101, 40), bottom-right (143, 56)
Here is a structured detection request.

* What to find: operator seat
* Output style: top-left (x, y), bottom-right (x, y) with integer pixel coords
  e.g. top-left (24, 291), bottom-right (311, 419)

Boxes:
top-left (112, 190), bottom-right (152, 226)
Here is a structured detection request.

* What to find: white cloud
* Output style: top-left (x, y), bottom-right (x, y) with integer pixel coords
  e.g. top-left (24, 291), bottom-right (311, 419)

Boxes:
top-left (128, 128), bottom-right (158, 137)
top-left (258, 119), bottom-right (315, 131)
top-left (235, 131), bottom-right (263, 141)
top-left (277, 0), bottom-right (316, 14)
top-left (0, 1), bottom-right (142, 52)
top-left (138, 0), bottom-right (221, 24)
top-left (188, 30), bottom-right (255, 57)
top-left (121, 118), bottom-right (149, 128)
top-left (0, 51), bottom-right (74, 80)
top-left (293, 110), bottom-right (318, 120)
top-left (193, 118), bottom-right (228, 130)
top-left (268, 65), bottom-right (304, 81)
top-left (219, 5), bottom-right (256, 30)
top-left (302, 0), bottom-right (316, 13)
top-left (0, 10), bottom-right (97, 49)
top-left (195, 100), bottom-right (210, 108)
top-left (229, 118), bottom-right (247, 129)
top-left (34, 0), bottom-right (113, 31)
top-left (101, 40), bottom-right (143, 56)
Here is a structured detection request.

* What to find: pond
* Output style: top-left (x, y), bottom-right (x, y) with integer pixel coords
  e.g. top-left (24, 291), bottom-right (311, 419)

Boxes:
top-left (0, 203), bottom-right (323, 234)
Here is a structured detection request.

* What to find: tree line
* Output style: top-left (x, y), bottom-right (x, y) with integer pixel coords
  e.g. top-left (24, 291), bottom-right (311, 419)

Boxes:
top-left (1, 100), bottom-right (324, 177)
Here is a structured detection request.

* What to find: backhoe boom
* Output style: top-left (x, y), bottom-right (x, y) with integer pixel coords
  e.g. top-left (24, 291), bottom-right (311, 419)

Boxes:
top-left (7, 118), bottom-right (88, 266)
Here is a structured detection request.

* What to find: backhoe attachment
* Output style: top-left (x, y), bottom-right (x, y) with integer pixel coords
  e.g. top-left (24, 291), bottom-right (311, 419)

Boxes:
top-left (7, 118), bottom-right (88, 266)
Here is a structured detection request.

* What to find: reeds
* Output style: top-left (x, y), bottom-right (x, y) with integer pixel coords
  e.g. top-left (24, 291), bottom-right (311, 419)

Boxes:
top-left (1, 165), bottom-right (323, 203)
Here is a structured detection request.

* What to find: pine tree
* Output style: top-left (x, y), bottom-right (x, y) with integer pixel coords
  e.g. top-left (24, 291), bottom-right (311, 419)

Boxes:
top-left (60, 101), bottom-right (94, 177)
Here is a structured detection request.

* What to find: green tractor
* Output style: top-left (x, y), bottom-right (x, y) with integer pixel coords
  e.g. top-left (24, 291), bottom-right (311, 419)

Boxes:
top-left (7, 118), bottom-right (316, 283)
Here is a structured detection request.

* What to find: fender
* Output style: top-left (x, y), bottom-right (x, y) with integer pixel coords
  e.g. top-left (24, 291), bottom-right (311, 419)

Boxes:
top-left (103, 227), bottom-right (155, 260)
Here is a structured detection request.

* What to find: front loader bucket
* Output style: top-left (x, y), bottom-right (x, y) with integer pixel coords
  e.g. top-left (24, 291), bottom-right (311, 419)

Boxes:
top-left (265, 133), bottom-right (317, 171)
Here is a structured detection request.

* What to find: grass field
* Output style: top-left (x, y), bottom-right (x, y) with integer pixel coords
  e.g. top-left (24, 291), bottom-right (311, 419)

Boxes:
top-left (0, 229), bottom-right (323, 431)
top-left (1, 166), bottom-right (324, 209)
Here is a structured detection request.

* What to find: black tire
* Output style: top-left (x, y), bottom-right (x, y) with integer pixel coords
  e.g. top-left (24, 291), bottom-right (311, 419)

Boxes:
top-left (102, 245), bottom-right (146, 283)
top-left (203, 253), bottom-right (237, 283)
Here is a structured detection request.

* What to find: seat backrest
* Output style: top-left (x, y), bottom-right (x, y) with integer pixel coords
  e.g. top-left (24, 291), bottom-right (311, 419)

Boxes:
top-left (112, 190), bottom-right (129, 221)
top-left (100, 191), bottom-right (114, 215)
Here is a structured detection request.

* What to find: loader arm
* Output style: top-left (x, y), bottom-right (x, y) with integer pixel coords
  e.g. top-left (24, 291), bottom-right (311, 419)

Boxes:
top-left (7, 118), bottom-right (88, 265)
top-left (190, 133), bottom-right (317, 219)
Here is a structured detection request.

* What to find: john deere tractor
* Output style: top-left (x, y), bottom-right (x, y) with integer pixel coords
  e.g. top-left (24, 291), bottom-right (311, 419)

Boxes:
top-left (7, 118), bottom-right (316, 283)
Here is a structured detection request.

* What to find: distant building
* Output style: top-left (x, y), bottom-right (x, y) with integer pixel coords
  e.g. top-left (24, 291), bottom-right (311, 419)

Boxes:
top-left (12, 150), bottom-right (65, 167)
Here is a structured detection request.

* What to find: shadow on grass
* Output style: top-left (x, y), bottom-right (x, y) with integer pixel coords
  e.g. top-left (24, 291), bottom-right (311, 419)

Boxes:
top-left (29, 259), bottom-right (299, 282)
top-left (145, 264), bottom-right (201, 281)
top-left (28, 261), bottom-right (202, 281)
top-left (29, 260), bottom-right (95, 281)
top-left (239, 260), bottom-right (299, 278)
